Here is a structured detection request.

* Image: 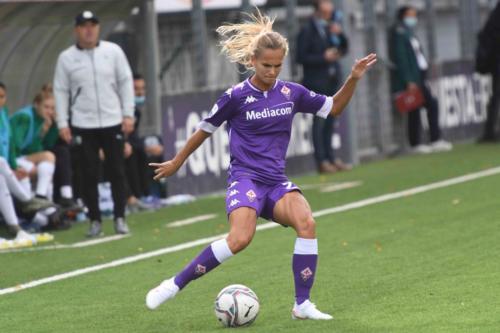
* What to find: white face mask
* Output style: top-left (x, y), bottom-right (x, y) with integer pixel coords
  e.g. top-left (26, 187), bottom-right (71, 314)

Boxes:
top-left (403, 16), bottom-right (418, 28)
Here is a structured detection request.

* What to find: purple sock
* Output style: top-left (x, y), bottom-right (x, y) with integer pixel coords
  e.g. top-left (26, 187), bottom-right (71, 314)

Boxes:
top-left (174, 245), bottom-right (222, 290)
top-left (292, 254), bottom-right (318, 305)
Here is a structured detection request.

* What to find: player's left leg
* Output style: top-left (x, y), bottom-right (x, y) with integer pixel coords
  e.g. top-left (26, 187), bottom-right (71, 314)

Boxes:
top-left (273, 191), bottom-right (333, 320)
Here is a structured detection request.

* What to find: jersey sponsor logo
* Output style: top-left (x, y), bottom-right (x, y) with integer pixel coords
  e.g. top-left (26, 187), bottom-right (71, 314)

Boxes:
top-left (228, 189), bottom-right (239, 197)
top-left (229, 181), bottom-right (239, 188)
top-left (229, 199), bottom-right (240, 207)
top-left (225, 88), bottom-right (233, 97)
top-left (246, 103), bottom-right (294, 121)
top-left (244, 95), bottom-right (257, 104)
top-left (300, 267), bottom-right (313, 281)
top-left (246, 189), bottom-right (256, 202)
top-left (281, 85), bottom-right (291, 99)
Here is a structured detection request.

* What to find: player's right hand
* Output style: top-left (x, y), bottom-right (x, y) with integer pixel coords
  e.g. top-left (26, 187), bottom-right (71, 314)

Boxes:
top-left (149, 160), bottom-right (180, 180)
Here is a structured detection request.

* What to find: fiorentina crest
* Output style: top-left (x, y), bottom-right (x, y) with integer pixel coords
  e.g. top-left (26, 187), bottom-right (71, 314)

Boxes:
top-left (300, 267), bottom-right (313, 281)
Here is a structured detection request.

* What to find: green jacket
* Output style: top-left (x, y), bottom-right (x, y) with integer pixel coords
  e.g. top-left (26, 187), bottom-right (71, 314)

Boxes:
top-left (42, 124), bottom-right (59, 150)
top-left (389, 24), bottom-right (423, 93)
top-left (0, 106), bottom-right (17, 169)
top-left (10, 106), bottom-right (47, 157)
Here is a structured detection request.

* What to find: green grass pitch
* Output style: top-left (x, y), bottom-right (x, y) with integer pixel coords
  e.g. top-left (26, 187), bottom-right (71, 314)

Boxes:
top-left (1, 143), bottom-right (499, 332)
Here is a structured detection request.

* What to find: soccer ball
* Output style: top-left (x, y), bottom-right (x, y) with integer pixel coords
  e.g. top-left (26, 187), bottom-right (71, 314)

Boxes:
top-left (214, 284), bottom-right (260, 327)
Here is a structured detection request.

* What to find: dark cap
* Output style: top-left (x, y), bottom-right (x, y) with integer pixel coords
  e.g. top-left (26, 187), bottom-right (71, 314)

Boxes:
top-left (75, 10), bottom-right (99, 26)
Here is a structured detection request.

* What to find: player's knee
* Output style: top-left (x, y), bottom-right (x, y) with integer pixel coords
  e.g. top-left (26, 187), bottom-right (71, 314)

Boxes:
top-left (227, 233), bottom-right (253, 254)
top-left (296, 216), bottom-right (316, 238)
top-left (43, 151), bottom-right (56, 163)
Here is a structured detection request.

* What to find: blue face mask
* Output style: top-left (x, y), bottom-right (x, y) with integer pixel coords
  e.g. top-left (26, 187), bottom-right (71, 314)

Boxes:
top-left (135, 96), bottom-right (145, 107)
top-left (403, 17), bottom-right (418, 28)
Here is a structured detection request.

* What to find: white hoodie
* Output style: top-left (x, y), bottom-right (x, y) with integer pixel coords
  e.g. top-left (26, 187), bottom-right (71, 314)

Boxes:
top-left (54, 40), bottom-right (134, 129)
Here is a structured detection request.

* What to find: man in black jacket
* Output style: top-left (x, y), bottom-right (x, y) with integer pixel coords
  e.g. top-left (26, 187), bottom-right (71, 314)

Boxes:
top-left (297, 0), bottom-right (349, 173)
top-left (477, 2), bottom-right (500, 142)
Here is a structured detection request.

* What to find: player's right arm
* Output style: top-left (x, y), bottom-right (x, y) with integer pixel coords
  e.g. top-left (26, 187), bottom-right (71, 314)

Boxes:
top-left (149, 129), bottom-right (211, 180)
top-left (150, 87), bottom-right (235, 180)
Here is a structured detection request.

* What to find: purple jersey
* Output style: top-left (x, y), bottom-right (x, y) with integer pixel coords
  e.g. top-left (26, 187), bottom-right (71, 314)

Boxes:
top-left (198, 79), bottom-right (333, 184)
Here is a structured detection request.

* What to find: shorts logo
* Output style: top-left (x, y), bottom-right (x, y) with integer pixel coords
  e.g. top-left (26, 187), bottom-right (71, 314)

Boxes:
top-left (300, 267), bottom-right (313, 281)
top-left (281, 85), bottom-right (291, 99)
top-left (229, 199), bottom-right (240, 207)
top-left (195, 264), bottom-right (206, 275)
top-left (246, 190), bottom-right (256, 202)
top-left (228, 189), bottom-right (239, 197)
top-left (310, 91), bottom-right (317, 97)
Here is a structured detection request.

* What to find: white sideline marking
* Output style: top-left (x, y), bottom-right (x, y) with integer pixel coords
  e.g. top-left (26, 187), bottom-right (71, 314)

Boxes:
top-left (166, 214), bottom-right (218, 228)
top-left (0, 234), bottom-right (130, 254)
top-left (1, 166), bottom-right (499, 296)
top-left (319, 181), bottom-right (362, 193)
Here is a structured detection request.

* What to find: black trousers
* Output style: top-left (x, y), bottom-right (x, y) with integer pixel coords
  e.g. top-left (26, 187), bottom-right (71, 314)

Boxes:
top-left (73, 125), bottom-right (126, 222)
top-left (482, 67), bottom-right (500, 140)
top-left (125, 146), bottom-right (149, 199)
top-left (408, 72), bottom-right (441, 146)
top-left (312, 115), bottom-right (335, 165)
top-left (48, 141), bottom-right (72, 202)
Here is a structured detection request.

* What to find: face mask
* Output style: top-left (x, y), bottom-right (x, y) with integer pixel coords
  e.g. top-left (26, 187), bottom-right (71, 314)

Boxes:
top-left (135, 96), bottom-right (145, 106)
top-left (403, 17), bottom-right (418, 28)
top-left (316, 18), bottom-right (329, 27)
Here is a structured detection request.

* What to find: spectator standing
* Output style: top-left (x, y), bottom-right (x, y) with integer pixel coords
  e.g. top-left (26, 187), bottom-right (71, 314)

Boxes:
top-left (388, 6), bottom-right (452, 153)
top-left (297, 0), bottom-right (350, 174)
top-left (476, 2), bottom-right (500, 142)
top-left (54, 11), bottom-right (134, 237)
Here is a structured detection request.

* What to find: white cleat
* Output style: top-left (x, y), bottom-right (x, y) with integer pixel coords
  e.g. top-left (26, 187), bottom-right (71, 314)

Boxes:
top-left (146, 277), bottom-right (179, 310)
top-left (291, 300), bottom-right (333, 320)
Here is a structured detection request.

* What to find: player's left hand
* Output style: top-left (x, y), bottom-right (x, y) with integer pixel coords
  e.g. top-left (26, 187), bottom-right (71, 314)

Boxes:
top-left (351, 53), bottom-right (377, 79)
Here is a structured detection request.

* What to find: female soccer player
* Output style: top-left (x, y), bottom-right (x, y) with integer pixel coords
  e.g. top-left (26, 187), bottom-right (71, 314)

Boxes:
top-left (146, 11), bottom-right (376, 320)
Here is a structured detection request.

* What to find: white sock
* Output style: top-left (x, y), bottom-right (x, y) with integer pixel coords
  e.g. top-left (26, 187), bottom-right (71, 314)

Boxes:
top-left (35, 161), bottom-right (55, 197)
top-left (211, 238), bottom-right (234, 263)
top-left (33, 207), bottom-right (56, 227)
top-left (294, 238), bottom-right (318, 255)
top-left (33, 212), bottom-right (48, 227)
top-left (0, 157), bottom-right (31, 201)
top-left (0, 175), bottom-right (20, 227)
top-left (60, 185), bottom-right (73, 199)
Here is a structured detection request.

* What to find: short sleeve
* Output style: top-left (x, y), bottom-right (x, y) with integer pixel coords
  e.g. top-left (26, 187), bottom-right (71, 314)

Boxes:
top-left (197, 88), bottom-right (235, 133)
top-left (294, 84), bottom-right (333, 119)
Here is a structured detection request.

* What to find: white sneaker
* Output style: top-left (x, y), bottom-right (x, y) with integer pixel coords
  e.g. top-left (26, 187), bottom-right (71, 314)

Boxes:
top-left (15, 230), bottom-right (37, 247)
top-left (429, 140), bottom-right (453, 152)
top-left (411, 144), bottom-right (432, 154)
top-left (291, 300), bottom-right (333, 320)
top-left (146, 277), bottom-right (180, 310)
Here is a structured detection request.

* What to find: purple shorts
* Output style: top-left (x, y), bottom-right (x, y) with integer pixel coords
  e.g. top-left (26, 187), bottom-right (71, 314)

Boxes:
top-left (225, 178), bottom-right (300, 220)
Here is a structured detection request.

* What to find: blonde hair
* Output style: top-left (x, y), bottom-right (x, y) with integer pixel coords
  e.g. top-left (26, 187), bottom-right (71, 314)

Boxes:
top-left (216, 9), bottom-right (289, 70)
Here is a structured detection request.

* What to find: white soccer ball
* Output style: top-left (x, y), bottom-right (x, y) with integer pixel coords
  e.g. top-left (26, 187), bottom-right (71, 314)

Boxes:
top-left (214, 284), bottom-right (260, 327)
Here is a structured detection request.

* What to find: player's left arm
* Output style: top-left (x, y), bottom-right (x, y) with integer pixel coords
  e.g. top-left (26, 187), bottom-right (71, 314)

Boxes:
top-left (330, 53), bottom-right (377, 117)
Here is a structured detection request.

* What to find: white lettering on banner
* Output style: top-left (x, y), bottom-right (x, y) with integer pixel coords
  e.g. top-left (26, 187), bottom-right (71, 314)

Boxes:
top-left (181, 111), bottom-right (230, 178)
top-left (286, 113), bottom-right (314, 158)
top-left (434, 73), bottom-right (491, 129)
top-left (186, 112), bottom-right (206, 176)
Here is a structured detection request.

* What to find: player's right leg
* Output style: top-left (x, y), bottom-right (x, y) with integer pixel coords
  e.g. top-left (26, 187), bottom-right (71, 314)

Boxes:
top-left (145, 207), bottom-right (257, 310)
